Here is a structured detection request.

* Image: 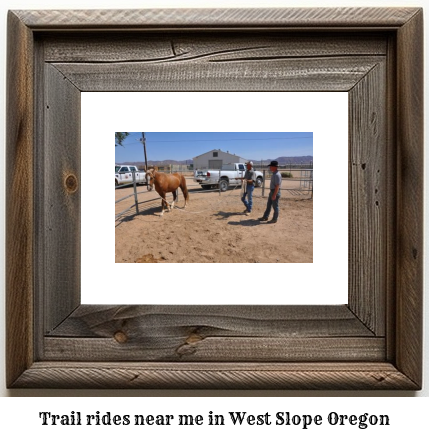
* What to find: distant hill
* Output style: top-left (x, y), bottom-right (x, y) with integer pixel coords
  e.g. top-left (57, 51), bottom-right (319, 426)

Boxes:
top-left (250, 156), bottom-right (313, 165)
top-left (119, 160), bottom-right (190, 168)
top-left (118, 156), bottom-right (313, 168)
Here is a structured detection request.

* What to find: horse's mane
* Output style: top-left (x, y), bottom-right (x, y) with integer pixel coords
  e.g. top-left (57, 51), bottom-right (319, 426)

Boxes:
top-left (147, 168), bottom-right (158, 180)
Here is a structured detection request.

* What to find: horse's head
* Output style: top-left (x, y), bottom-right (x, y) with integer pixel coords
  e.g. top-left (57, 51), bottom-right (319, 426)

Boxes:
top-left (146, 169), bottom-right (155, 191)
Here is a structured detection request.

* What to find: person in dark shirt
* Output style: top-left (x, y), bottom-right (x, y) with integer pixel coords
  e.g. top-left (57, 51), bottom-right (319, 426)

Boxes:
top-left (237, 161), bottom-right (256, 216)
top-left (259, 160), bottom-right (282, 223)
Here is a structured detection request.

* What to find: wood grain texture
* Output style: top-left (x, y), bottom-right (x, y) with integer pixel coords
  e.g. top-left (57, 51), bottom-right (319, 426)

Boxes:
top-left (14, 8), bottom-right (421, 29)
top-left (44, 305), bottom-right (381, 362)
top-left (48, 305), bottom-right (375, 338)
top-left (395, 9), bottom-right (424, 388)
top-left (42, 33), bottom-right (388, 63)
top-left (43, 64), bottom-right (81, 333)
top-left (44, 337), bottom-right (385, 362)
top-left (384, 33), bottom-right (398, 364)
top-left (6, 7), bottom-right (423, 390)
top-left (6, 11), bottom-right (34, 388)
top-left (52, 56), bottom-right (384, 92)
top-left (348, 62), bottom-right (386, 336)
top-left (11, 362), bottom-right (419, 390)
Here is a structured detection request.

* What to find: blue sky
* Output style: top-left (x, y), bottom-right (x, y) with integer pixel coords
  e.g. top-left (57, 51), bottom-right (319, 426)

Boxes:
top-left (115, 132), bottom-right (313, 163)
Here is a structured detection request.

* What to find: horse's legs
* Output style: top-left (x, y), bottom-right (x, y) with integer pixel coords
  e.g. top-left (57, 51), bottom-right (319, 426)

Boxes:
top-left (183, 189), bottom-right (188, 209)
top-left (160, 196), bottom-right (167, 216)
top-left (180, 182), bottom-right (189, 209)
top-left (180, 177), bottom-right (188, 209)
top-left (171, 190), bottom-right (177, 210)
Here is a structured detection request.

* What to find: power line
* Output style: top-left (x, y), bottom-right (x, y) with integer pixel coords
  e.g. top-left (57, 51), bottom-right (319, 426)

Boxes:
top-left (147, 136), bottom-right (312, 143)
top-left (120, 136), bottom-right (312, 145)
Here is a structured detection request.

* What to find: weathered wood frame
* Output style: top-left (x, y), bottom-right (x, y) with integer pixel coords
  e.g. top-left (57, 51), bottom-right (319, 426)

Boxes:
top-left (6, 8), bottom-right (423, 389)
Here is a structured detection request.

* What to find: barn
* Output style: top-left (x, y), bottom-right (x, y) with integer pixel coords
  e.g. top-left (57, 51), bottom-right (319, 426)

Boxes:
top-left (192, 149), bottom-right (247, 170)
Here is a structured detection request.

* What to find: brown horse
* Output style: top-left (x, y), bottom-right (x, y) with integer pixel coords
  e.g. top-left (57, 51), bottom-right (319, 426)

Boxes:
top-left (146, 169), bottom-right (189, 216)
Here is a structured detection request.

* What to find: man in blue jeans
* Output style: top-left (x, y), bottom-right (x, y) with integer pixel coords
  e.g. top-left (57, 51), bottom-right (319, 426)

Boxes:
top-left (259, 160), bottom-right (282, 223)
top-left (238, 161), bottom-right (256, 216)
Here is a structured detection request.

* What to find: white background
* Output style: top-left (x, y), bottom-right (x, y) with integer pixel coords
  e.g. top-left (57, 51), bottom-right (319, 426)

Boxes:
top-left (82, 92), bottom-right (348, 305)
top-left (2, 397), bottom-right (429, 433)
top-left (0, 0), bottom-right (428, 422)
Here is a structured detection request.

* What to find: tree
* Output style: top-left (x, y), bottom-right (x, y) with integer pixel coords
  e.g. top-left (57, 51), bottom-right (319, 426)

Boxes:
top-left (115, 132), bottom-right (129, 147)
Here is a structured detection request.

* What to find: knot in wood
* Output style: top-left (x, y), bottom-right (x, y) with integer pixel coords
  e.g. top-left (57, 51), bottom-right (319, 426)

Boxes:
top-left (114, 331), bottom-right (128, 343)
top-left (186, 333), bottom-right (203, 344)
top-left (65, 174), bottom-right (78, 193)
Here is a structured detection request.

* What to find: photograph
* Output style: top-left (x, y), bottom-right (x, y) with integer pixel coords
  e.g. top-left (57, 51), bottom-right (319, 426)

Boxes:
top-left (81, 92), bottom-right (347, 306)
top-left (115, 132), bottom-right (313, 264)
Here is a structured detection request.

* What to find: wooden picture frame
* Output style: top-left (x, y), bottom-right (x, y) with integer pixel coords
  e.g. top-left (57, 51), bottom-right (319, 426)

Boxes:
top-left (6, 7), bottom-right (423, 389)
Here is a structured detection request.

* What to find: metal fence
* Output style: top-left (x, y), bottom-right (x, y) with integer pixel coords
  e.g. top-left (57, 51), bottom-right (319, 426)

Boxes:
top-left (253, 163), bottom-right (313, 172)
top-left (261, 169), bottom-right (313, 199)
top-left (115, 172), bottom-right (142, 219)
top-left (156, 164), bottom-right (193, 175)
top-left (115, 168), bottom-right (313, 221)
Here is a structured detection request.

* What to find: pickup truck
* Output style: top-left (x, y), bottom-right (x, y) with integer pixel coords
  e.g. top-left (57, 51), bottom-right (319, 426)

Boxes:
top-left (194, 163), bottom-right (263, 192)
top-left (115, 165), bottom-right (146, 186)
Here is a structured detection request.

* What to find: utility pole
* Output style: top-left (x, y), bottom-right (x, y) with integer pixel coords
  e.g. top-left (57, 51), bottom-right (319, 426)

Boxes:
top-left (141, 132), bottom-right (148, 171)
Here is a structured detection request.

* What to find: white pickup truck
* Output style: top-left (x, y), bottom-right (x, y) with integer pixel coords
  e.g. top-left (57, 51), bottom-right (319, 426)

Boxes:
top-left (115, 165), bottom-right (146, 186)
top-left (194, 163), bottom-right (263, 192)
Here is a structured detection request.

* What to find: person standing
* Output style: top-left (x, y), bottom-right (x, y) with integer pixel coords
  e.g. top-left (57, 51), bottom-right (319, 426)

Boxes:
top-left (259, 160), bottom-right (282, 223)
top-left (238, 161), bottom-right (256, 216)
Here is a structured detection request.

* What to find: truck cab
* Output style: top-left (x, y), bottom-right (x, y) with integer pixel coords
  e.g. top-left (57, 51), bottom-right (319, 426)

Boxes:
top-left (194, 163), bottom-right (263, 191)
top-left (115, 165), bottom-right (146, 186)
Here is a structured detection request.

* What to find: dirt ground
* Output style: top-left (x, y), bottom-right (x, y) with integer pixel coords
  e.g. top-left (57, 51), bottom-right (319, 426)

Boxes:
top-left (115, 176), bottom-right (312, 263)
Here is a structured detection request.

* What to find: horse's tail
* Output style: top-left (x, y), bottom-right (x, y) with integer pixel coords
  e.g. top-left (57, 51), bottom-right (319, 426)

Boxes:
top-left (180, 175), bottom-right (189, 206)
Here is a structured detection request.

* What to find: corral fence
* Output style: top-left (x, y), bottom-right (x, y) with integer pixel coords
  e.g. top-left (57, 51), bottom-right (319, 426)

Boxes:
top-left (196, 168), bottom-right (313, 198)
top-left (253, 162), bottom-right (313, 172)
top-left (115, 167), bottom-right (312, 220)
top-left (115, 172), bottom-right (144, 219)
top-left (155, 164), bottom-right (193, 176)
top-left (262, 168), bottom-right (313, 199)
top-left (150, 163), bottom-right (312, 177)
